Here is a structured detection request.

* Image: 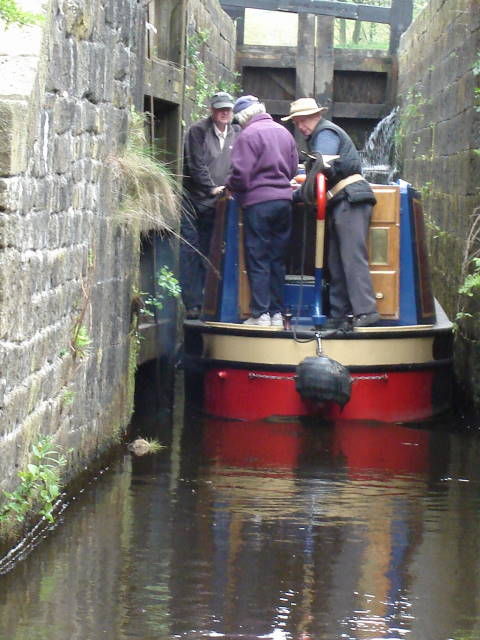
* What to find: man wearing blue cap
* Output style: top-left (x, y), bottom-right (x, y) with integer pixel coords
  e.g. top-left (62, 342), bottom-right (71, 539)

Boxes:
top-left (226, 96), bottom-right (299, 327)
top-left (180, 92), bottom-right (240, 319)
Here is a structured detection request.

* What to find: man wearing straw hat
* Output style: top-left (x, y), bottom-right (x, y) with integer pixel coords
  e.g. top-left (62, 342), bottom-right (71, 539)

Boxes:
top-left (283, 97), bottom-right (379, 329)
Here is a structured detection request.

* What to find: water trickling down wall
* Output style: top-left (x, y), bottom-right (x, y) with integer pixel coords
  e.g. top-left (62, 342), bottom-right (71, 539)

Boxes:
top-left (360, 107), bottom-right (399, 184)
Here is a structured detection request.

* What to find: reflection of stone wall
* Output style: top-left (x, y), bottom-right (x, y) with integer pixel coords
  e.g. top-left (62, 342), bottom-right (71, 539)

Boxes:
top-left (0, 457), bottom-right (133, 639)
top-left (0, 0), bottom-right (144, 498)
top-left (397, 0), bottom-right (480, 410)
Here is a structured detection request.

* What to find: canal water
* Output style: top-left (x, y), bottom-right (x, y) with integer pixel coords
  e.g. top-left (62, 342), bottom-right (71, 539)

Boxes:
top-left (1, 372), bottom-right (480, 640)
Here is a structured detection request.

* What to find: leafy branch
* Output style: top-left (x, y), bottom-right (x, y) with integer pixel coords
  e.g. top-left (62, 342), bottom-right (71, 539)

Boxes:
top-left (0, 0), bottom-right (43, 27)
top-left (0, 437), bottom-right (68, 529)
top-left (455, 210), bottom-right (480, 329)
top-left (458, 258), bottom-right (480, 297)
top-left (139, 265), bottom-right (181, 318)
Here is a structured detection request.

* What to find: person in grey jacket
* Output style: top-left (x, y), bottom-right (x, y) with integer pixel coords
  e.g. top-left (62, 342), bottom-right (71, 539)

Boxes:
top-left (180, 92), bottom-right (240, 318)
top-left (283, 97), bottom-right (379, 329)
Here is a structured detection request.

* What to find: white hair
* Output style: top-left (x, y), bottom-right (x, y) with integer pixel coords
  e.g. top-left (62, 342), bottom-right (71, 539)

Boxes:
top-left (236, 102), bottom-right (266, 127)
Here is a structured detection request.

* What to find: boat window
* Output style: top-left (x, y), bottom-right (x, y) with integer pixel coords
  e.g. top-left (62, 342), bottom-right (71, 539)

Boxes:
top-left (369, 227), bottom-right (389, 265)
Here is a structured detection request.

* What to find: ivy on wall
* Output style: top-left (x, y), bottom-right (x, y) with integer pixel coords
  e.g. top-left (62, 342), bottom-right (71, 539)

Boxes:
top-left (186, 29), bottom-right (241, 123)
top-left (456, 212), bottom-right (480, 332)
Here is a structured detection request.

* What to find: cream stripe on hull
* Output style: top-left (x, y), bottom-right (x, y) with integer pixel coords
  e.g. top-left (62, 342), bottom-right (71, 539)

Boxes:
top-left (201, 331), bottom-right (436, 367)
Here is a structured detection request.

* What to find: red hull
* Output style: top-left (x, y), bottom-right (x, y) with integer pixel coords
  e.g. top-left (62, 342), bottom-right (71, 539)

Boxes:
top-left (204, 366), bottom-right (451, 423)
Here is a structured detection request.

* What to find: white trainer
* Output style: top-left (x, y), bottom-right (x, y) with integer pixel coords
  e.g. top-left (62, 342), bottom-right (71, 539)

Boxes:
top-left (270, 312), bottom-right (284, 327)
top-left (243, 313), bottom-right (271, 326)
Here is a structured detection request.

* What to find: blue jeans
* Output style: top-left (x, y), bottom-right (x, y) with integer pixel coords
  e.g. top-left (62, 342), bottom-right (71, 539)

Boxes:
top-left (243, 199), bottom-right (292, 317)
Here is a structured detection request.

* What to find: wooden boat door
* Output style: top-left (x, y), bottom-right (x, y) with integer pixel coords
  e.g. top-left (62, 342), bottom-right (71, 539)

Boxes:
top-left (369, 184), bottom-right (401, 319)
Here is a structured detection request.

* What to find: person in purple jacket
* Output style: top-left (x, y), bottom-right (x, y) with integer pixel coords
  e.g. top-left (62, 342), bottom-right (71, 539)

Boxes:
top-left (226, 95), bottom-right (299, 327)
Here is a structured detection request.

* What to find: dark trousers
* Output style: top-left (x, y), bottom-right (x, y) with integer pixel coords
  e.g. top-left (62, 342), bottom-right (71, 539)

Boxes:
top-left (243, 199), bottom-right (292, 317)
top-left (179, 198), bottom-right (215, 310)
top-left (327, 198), bottom-right (377, 318)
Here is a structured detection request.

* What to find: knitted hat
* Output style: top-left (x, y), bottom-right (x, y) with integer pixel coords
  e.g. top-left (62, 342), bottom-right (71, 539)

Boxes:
top-left (281, 97), bottom-right (327, 121)
top-left (233, 95), bottom-right (259, 115)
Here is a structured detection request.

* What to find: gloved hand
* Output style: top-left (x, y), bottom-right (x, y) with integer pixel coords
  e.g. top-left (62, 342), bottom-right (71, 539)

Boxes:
top-left (292, 187), bottom-right (304, 204)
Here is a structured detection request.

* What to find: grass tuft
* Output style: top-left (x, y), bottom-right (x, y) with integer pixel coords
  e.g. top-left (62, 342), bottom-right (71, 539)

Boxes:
top-left (114, 108), bottom-right (181, 235)
top-left (127, 437), bottom-right (165, 456)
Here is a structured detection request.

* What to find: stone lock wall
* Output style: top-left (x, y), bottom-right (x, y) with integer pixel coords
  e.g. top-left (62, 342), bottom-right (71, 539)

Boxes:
top-left (397, 0), bottom-right (480, 410)
top-left (0, 0), bottom-right (145, 499)
top-left (184, 0), bottom-right (237, 126)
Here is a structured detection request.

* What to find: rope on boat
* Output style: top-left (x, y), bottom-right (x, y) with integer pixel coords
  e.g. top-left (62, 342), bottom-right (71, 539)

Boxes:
top-left (247, 372), bottom-right (388, 382)
top-left (248, 372), bottom-right (295, 381)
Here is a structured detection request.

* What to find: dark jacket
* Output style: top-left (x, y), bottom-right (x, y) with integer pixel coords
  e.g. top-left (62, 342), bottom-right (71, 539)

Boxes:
top-left (226, 113), bottom-right (299, 207)
top-left (308, 119), bottom-right (375, 206)
top-left (307, 119), bottom-right (362, 189)
top-left (183, 117), bottom-right (240, 208)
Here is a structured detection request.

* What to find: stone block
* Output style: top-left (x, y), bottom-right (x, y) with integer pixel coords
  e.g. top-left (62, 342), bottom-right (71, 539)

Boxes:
top-left (104, 0), bottom-right (117, 27)
top-left (434, 112), bottom-right (472, 156)
top-left (0, 212), bottom-right (11, 250)
top-left (113, 80), bottom-right (129, 108)
top-left (113, 44), bottom-right (130, 81)
top-left (31, 110), bottom-right (53, 178)
top-left (64, 0), bottom-right (95, 40)
top-left (28, 210), bottom-right (50, 251)
top-left (88, 43), bottom-right (107, 104)
top-left (119, 0), bottom-right (134, 45)
top-left (0, 177), bottom-right (11, 212)
top-left (72, 102), bottom-right (85, 136)
top-left (59, 36), bottom-right (78, 96)
top-left (53, 96), bottom-right (76, 135)
top-left (102, 34), bottom-right (115, 104)
top-left (82, 101), bottom-right (100, 134)
top-left (3, 384), bottom-right (30, 430)
top-left (53, 133), bottom-right (73, 174)
top-left (0, 99), bottom-right (29, 175)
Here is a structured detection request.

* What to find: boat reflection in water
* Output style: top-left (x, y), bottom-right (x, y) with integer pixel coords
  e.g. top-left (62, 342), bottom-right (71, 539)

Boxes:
top-left (3, 407), bottom-right (480, 640)
top-left (195, 416), bottom-right (437, 640)
top-left (202, 418), bottom-right (306, 471)
top-left (332, 419), bottom-right (430, 476)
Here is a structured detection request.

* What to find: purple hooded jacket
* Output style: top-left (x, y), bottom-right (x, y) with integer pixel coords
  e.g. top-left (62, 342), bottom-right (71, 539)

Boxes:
top-left (226, 113), bottom-right (299, 207)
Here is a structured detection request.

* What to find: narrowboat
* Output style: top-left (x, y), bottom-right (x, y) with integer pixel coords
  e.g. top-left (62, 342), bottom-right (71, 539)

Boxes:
top-left (183, 177), bottom-right (453, 423)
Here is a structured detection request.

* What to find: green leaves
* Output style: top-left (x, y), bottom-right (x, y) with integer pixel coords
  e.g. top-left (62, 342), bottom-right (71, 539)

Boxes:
top-left (186, 30), bottom-right (241, 123)
top-left (0, 436), bottom-right (67, 530)
top-left (157, 265), bottom-right (181, 298)
top-left (142, 266), bottom-right (181, 316)
top-left (458, 258), bottom-right (480, 297)
top-left (0, 0), bottom-right (44, 27)
top-left (71, 323), bottom-right (92, 359)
